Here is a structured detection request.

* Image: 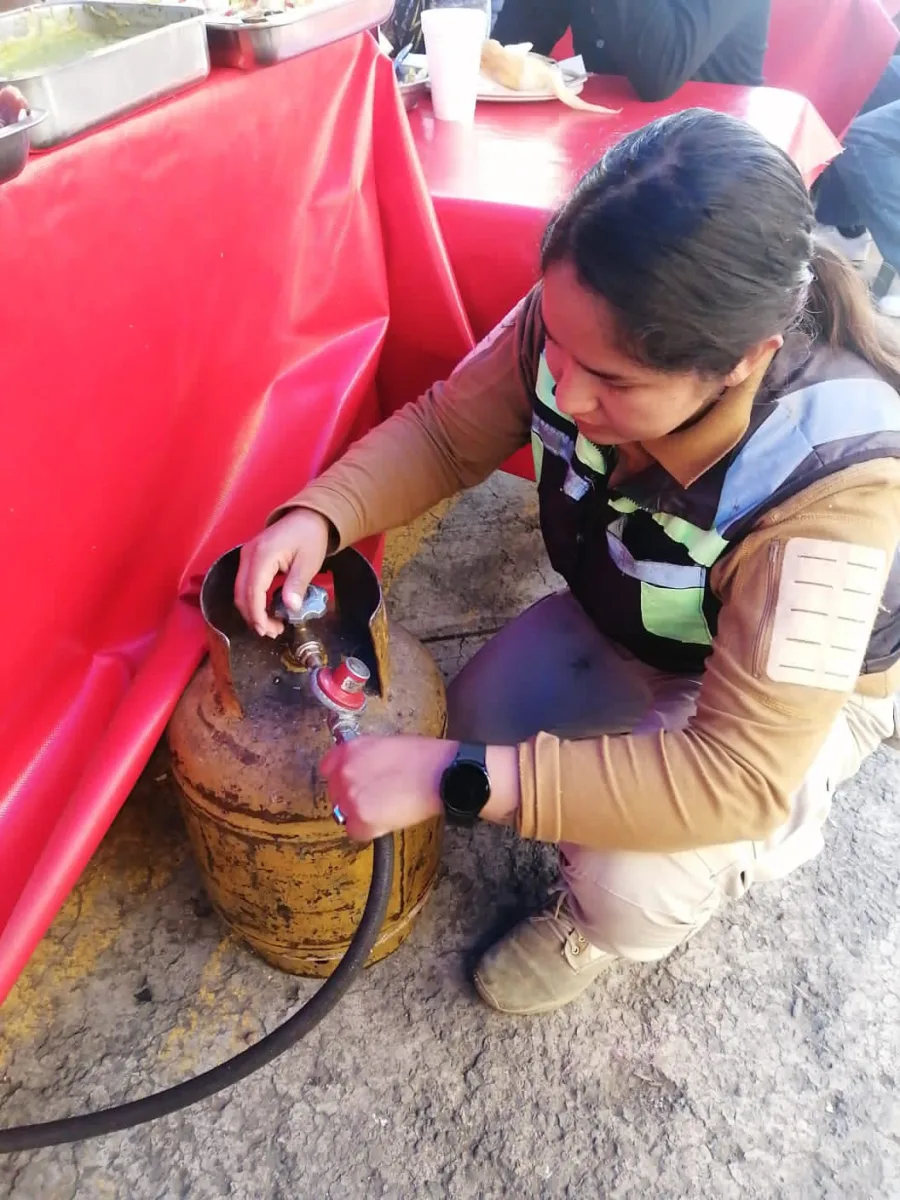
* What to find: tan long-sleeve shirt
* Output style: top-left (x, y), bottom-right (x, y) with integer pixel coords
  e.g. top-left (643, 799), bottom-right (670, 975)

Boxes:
top-left (271, 289), bottom-right (900, 853)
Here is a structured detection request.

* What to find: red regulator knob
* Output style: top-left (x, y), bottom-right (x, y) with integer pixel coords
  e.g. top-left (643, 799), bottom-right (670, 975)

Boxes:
top-left (313, 656), bottom-right (370, 712)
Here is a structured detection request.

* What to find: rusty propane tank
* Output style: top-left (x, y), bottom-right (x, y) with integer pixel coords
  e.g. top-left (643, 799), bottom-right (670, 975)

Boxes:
top-left (166, 546), bottom-right (446, 978)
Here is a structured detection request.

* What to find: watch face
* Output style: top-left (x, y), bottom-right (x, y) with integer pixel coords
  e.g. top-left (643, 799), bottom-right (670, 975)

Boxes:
top-left (443, 760), bottom-right (491, 814)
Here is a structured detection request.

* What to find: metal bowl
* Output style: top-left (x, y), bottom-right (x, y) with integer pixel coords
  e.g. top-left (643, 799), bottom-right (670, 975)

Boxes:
top-left (0, 108), bottom-right (47, 185)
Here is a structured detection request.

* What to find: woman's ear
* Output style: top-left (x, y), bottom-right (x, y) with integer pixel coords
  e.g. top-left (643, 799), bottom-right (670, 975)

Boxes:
top-left (724, 334), bottom-right (784, 387)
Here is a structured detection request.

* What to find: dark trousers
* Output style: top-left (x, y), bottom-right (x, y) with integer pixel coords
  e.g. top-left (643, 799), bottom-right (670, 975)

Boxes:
top-left (815, 58), bottom-right (900, 275)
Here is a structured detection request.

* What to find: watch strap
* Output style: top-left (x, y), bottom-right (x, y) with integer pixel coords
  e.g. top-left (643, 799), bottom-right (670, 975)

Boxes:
top-left (457, 742), bottom-right (487, 769)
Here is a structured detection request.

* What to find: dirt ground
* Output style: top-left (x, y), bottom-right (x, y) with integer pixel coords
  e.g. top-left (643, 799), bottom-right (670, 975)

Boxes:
top-left (2, 474), bottom-right (898, 1200)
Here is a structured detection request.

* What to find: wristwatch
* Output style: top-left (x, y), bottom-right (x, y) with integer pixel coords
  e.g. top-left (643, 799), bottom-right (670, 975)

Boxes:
top-left (440, 743), bottom-right (491, 827)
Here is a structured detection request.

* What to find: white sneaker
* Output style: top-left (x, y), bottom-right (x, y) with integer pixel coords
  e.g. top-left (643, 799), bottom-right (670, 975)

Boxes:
top-left (816, 225), bottom-right (873, 266)
top-left (876, 293), bottom-right (900, 319)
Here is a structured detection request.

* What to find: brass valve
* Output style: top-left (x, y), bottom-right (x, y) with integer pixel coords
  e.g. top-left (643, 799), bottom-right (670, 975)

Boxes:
top-left (272, 584), bottom-right (329, 671)
top-left (271, 584), bottom-right (373, 826)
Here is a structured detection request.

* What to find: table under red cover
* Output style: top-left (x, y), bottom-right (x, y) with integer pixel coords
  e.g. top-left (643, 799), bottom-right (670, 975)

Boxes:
top-left (0, 35), bottom-right (474, 1003)
top-left (409, 78), bottom-right (841, 348)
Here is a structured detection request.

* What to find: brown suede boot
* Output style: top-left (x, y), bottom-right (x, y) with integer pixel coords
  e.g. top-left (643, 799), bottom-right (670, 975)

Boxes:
top-left (473, 892), bottom-right (615, 1016)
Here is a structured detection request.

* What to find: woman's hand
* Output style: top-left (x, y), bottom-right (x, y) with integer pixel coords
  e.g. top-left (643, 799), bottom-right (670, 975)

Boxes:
top-left (319, 736), bottom-right (457, 841)
top-left (319, 737), bottom-right (522, 840)
top-left (234, 508), bottom-right (331, 638)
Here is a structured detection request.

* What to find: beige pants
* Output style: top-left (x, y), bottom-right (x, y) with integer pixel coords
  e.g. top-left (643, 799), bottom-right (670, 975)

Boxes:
top-left (446, 591), bottom-right (898, 962)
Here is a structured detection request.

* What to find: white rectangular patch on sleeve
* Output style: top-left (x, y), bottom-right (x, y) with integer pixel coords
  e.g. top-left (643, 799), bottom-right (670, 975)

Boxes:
top-left (766, 537), bottom-right (888, 691)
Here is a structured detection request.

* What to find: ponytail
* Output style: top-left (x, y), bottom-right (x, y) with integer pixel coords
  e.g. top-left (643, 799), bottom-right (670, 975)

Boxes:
top-left (805, 239), bottom-right (900, 392)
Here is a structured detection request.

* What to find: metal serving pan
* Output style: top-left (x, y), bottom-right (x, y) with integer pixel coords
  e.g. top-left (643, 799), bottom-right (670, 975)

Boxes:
top-left (0, 3), bottom-right (210, 147)
top-left (0, 105), bottom-right (45, 181)
top-left (205, 0), bottom-right (392, 70)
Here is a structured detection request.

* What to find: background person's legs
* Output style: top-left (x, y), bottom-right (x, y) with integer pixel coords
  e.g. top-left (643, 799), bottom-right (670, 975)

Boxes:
top-left (831, 98), bottom-right (900, 315)
top-left (815, 56), bottom-right (900, 236)
top-left (823, 100), bottom-right (900, 276)
top-left (857, 56), bottom-right (900, 115)
top-left (815, 58), bottom-right (900, 308)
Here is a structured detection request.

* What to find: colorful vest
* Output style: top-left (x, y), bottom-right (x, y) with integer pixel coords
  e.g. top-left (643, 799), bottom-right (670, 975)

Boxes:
top-left (531, 347), bottom-right (900, 676)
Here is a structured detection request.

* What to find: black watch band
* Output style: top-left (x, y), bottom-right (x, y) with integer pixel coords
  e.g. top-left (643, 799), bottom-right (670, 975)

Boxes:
top-left (440, 742), bottom-right (491, 827)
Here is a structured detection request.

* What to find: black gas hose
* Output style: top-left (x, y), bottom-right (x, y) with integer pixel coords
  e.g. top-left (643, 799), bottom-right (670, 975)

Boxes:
top-left (0, 834), bottom-right (394, 1153)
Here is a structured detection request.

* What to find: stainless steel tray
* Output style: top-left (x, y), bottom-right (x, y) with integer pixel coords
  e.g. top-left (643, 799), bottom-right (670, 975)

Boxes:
top-left (0, 105), bottom-right (45, 181)
top-left (206, 0), bottom-right (393, 69)
top-left (0, 3), bottom-right (210, 147)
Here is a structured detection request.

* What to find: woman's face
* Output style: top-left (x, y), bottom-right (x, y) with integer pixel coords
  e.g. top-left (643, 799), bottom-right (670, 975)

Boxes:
top-left (541, 262), bottom-right (773, 446)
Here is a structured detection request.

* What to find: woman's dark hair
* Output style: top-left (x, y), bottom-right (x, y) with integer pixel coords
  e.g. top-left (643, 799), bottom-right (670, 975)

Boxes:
top-left (541, 109), bottom-right (900, 391)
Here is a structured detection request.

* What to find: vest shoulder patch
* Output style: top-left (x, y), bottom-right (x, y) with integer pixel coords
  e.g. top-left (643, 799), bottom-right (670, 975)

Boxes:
top-left (766, 537), bottom-right (888, 691)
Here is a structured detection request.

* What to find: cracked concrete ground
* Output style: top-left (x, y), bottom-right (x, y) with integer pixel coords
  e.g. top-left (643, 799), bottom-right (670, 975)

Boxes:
top-left (1, 473), bottom-right (899, 1200)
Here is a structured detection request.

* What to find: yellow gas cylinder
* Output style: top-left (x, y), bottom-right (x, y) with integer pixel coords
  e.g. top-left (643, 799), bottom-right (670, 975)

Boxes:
top-left (166, 545), bottom-right (446, 978)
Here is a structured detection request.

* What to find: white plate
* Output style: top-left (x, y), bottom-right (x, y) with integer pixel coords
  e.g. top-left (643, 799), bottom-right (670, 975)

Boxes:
top-left (476, 54), bottom-right (586, 102)
top-left (476, 76), bottom-right (586, 102)
top-left (403, 50), bottom-right (588, 105)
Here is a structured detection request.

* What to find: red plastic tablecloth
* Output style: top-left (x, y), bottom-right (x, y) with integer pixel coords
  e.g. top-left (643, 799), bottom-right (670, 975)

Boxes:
top-left (0, 35), bottom-right (473, 1003)
top-left (409, 77), bottom-right (841, 347)
top-left (765, 0), bottom-right (898, 136)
